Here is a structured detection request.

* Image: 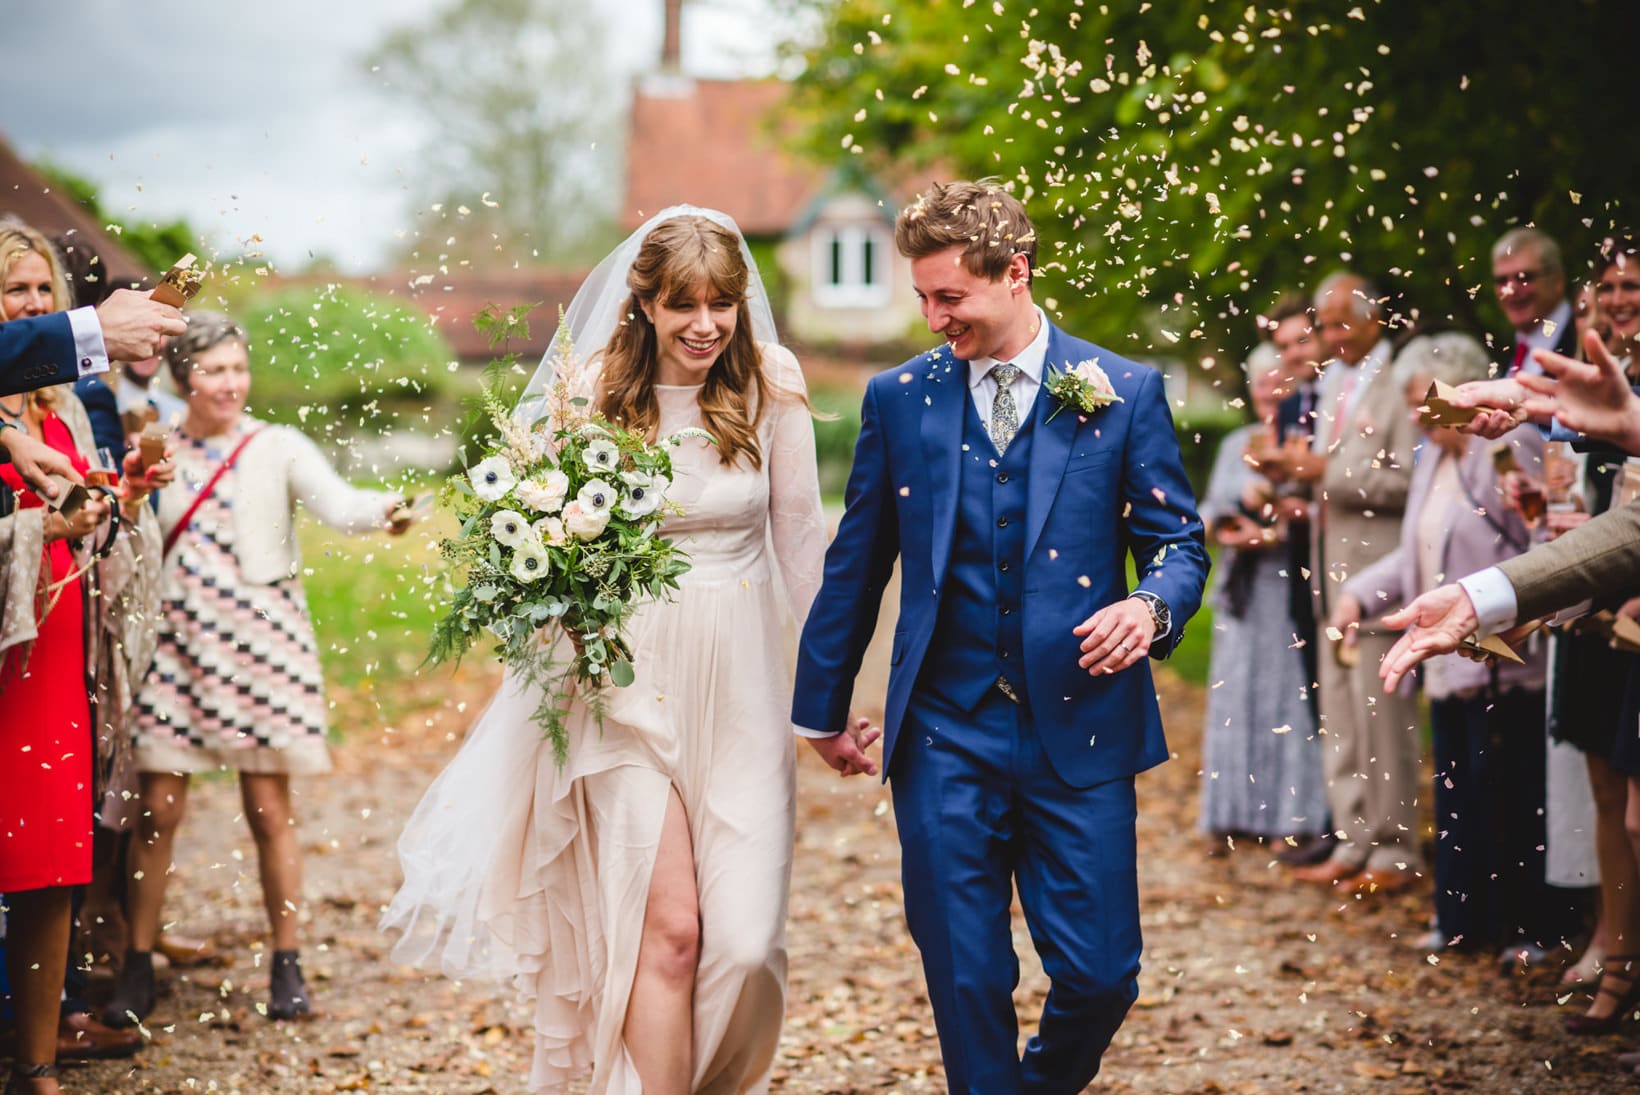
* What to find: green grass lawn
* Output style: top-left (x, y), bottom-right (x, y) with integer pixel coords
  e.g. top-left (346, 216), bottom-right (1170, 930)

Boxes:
top-left (296, 503), bottom-right (456, 726)
top-left (296, 488), bottom-right (1218, 735)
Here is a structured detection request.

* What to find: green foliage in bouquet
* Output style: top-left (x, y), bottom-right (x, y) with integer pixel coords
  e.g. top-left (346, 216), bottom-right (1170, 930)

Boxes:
top-left (427, 306), bottom-right (701, 764)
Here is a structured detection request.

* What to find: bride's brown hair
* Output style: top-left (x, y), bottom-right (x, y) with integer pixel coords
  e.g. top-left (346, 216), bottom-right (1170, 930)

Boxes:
top-left (597, 216), bottom-right (771, 468)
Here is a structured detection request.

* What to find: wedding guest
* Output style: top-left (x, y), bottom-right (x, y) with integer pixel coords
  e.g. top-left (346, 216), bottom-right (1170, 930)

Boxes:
top-left (1492, 227), bottom-right (1575, 378)
top-left (1331, 332), bottom-right (1556, 959)
top-left (0, 222), bottom-right (168, 1091)
top-left (1196, 344), bottom-right (1327, 852)
top-left (1291, 273), bottom-right (1422, 895)
top-left (106, 311), bottom-right (410, 1028)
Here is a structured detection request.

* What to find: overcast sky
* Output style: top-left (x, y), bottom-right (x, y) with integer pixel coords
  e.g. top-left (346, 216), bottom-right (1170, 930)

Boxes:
top-left (2, 0), bottom-right (792, 272)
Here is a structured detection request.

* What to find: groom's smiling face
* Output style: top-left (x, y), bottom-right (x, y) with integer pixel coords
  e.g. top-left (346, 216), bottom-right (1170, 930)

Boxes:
top-left (911, 247), bottom-right (1035, 363)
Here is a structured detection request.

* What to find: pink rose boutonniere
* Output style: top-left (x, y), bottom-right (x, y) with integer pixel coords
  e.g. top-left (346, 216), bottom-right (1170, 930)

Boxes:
top-left (1045, 358), bottom-right (1123, 422)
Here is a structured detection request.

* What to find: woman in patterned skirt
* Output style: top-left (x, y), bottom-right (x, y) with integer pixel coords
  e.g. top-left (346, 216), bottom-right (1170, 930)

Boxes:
top-left (105, 312), bottom-right (413, 1026)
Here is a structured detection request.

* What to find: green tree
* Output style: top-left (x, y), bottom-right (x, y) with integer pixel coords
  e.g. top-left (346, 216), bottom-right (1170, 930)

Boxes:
top-left (239, 283), bottom-right (459, 438)
top-left (362, 0), bottom-right (620, 266)
top-left (783, 0), bottom-right (1638, 362)
top-left (35, 161), bottom-right (202, 275)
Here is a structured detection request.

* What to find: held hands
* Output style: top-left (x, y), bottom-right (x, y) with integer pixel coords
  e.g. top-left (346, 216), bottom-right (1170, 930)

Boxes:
top-left (1074, 597), bottom-right (1152, 675)
top-left (805, 714), bottom-right (882, 777)
top-left (0, 430), bottom-right (80, 497)
top-left (1377, 584), bottom-right (1480, 692)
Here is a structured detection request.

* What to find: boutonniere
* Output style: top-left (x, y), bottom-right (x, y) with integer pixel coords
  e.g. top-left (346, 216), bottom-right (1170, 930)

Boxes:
top-left (1045, 359), bottom-right (1123, 422)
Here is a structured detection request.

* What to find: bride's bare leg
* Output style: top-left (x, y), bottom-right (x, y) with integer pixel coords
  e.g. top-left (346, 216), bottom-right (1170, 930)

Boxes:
top-left (624, 786), bottom-right (698, 1092)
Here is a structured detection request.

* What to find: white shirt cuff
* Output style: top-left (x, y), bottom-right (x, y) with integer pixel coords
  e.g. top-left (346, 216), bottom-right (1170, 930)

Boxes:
top-left (1457, 567), bottom-right (1518, 638)
top-left (792, 723), bottom-right (840, 739)
top-left (67, 306), bottom-right (109, 377)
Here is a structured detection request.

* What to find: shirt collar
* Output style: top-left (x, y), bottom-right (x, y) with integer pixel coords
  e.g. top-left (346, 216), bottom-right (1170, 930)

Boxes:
top-left (968, 306), bottom-right (1051, 391)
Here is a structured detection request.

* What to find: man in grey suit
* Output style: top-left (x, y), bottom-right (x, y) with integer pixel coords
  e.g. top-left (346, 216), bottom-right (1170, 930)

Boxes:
top-left (1287, 272), bottom-right (1423, 894)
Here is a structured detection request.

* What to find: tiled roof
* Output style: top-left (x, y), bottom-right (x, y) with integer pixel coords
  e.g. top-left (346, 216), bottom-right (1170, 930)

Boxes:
top-left (0, 132), bottom-right (150, 288)
top-left (623, 77), bottom-right (818, 236)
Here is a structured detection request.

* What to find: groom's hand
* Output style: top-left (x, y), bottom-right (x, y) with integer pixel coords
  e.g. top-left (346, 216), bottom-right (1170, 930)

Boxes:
top-left (1074, 598), bottom-right (1153, 675)
top-left (805, 715), bottom-right (881, 777)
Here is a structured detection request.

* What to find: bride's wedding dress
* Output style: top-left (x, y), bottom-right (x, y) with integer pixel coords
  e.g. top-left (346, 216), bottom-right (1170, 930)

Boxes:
top-left (382, 346), bottom-right (825, 1094)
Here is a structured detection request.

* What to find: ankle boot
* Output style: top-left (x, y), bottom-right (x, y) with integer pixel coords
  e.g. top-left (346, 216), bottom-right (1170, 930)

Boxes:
top-left (101, 949), bottom-right (155, 1028)
top-left (267, 950), bottom-right (311, 1021)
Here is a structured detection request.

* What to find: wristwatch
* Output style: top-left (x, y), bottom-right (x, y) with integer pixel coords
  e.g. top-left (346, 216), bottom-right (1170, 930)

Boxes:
top-left (1129, 591), bottom-right (1171, 641)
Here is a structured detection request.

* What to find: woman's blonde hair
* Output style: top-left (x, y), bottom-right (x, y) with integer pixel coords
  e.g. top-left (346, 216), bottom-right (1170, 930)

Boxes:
top-left (0, 219), bottom-right (70, 411)
top-left (597, 215), bottom-right (771, 468)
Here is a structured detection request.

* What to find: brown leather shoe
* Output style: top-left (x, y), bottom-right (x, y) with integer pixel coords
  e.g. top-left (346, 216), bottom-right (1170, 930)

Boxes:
top-left (1348, 867), bottom-right (1420, 896)
top-left (155, 932), bottom-right (221, 968)
top-left (1292, 857), bottom-right (1364, 885)
top-left (57, 1011), bottom-right (143, 1060)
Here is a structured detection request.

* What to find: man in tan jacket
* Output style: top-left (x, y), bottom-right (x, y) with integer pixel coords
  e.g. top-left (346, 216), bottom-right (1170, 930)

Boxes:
top-left (1283, 273), bottom-right (1423, 893)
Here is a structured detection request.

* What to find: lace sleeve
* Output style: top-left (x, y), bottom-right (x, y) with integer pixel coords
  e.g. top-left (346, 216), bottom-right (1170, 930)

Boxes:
top-left (761, 343), bottom-right (827, 629)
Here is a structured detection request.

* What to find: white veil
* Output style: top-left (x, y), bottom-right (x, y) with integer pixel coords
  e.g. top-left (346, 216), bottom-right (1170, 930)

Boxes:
top-left (515, 205), bottom-right (779, 425)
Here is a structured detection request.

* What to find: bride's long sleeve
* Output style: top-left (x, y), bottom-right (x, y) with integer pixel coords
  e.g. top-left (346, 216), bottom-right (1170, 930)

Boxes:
top-left (761, 344), bottom-right (827, 630)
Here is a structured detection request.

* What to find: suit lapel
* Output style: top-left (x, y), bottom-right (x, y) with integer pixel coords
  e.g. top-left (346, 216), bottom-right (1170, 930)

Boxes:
top-left (921, 351), bottom-right (967, 582)
top-left (1025, 326), bottom-right (1080, 560)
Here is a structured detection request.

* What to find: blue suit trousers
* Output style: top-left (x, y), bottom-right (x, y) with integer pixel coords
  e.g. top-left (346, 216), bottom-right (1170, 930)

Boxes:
top-left (890, 686), bottom-right (1141, 1094)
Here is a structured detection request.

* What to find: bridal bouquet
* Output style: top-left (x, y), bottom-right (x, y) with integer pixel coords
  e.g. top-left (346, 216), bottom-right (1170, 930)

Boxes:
top-left (427, 315), bottom-right (699, 764)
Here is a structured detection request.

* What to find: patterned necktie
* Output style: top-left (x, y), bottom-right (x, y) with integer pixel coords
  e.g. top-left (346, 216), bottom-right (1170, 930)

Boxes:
top-left (990, 363), bottom-right (1021, 454)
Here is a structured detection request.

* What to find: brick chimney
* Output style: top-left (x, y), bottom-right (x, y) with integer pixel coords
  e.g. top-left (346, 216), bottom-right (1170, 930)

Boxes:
top-left (661, 0), bottom-right (682, 70)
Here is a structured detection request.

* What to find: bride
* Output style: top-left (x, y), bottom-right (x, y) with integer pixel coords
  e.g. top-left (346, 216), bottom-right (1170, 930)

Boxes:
top-left (382, 207), bottom-right (827, 1094)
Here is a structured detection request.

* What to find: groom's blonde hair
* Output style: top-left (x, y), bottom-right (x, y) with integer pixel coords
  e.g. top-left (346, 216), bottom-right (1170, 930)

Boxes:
top-left (894, 179), bottom-right (1037, 284)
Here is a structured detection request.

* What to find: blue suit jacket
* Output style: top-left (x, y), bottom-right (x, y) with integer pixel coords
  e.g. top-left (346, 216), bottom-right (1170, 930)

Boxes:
top-left (793, 324), bottom-right (1209, 788)
top-left (1, 313), bottom-right (82, 397)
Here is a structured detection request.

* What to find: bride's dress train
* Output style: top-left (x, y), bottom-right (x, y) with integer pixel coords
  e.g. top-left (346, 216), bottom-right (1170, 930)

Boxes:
top-left (383, 350), bottom-right (824, 1094)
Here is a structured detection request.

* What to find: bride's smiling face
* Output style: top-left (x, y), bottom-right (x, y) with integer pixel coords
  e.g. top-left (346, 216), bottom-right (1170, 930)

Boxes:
top-left (643, 280), bottom-right (739, 386)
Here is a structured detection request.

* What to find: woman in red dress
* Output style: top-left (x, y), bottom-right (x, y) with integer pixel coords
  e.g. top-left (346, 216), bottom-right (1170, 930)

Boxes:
top-left (0, 222), bottom-right (168, 1095)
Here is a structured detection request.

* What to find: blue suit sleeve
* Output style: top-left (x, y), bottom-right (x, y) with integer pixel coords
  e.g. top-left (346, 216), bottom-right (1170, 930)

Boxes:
top-left (1120, 368), bottom-right (1210, 658)
top-left (0, 314), bottom-right (79, 397)
top-left (792, 378), bottom-right (901, 733)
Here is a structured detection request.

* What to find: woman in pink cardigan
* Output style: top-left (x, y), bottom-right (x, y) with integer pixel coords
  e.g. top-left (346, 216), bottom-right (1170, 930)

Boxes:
top-left (1329, 331), bottom-right (1563, 962)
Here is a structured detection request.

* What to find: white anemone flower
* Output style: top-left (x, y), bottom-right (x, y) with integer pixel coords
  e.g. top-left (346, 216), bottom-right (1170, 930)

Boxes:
top-left (517, 469), bottom-right (570, 513)
top-left (577, 478), bottom-right (617, 513)
top-left (581, 438), bottom-right (620, 474)
top-left (616, 471), bottom-right (667, 519)
top-left (490, 509), bottom-right (530, 548)
top-left (470, 455), bottom-right (516, 502)
top-left (509, 541), bottom-right (551, 582)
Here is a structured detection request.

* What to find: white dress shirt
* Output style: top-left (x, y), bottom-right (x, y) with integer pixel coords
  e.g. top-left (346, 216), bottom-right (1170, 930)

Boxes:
top-left (966, 306), bottom-right (1051, 426)
top-left (67, 306), bottom-right (109, 379)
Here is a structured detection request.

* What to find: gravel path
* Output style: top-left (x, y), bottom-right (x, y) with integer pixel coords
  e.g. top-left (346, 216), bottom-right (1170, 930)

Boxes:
top-left (61, 656), bottom-right (1634, 1094)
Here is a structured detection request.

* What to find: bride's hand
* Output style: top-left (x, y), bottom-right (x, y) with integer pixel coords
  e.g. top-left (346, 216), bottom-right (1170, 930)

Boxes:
top-left (804, 714), bottom-right (881, 777)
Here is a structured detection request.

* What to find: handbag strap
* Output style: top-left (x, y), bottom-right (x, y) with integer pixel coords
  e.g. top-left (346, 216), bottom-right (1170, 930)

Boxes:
top-left (162, 427), bottom-right (265, 559)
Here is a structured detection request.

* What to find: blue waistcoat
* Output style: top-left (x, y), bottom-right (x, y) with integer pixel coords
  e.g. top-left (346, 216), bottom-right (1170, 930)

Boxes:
top-left (917, 397), bottom-right (1035, 712)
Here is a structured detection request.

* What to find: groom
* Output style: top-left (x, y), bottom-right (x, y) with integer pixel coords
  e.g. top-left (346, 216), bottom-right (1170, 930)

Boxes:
top-left (793, 180), bottom-right (1208, 1093)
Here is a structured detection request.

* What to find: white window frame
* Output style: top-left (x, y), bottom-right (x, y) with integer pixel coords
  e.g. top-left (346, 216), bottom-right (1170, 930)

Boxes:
top-left (811, 222), bottom-right (893, 308)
